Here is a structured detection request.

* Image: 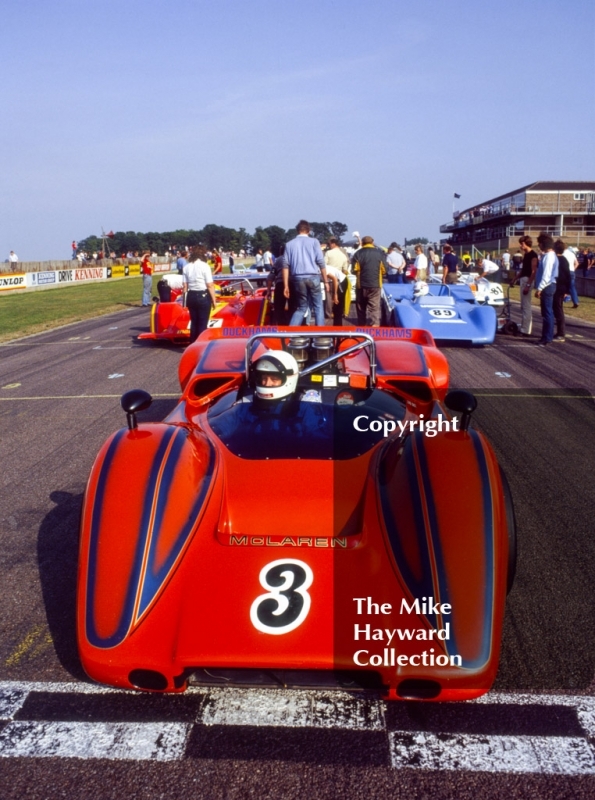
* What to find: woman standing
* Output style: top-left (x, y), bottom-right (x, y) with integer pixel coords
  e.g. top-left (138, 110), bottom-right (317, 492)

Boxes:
top-left (140, 251), bottom-right (153, 306)
top-left (183, 246), bottom-right (218, 344)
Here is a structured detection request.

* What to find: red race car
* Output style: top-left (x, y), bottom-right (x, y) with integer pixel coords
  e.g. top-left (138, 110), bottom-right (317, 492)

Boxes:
top-left (138, 275), bottom-right (271, 344)
top-left (78, 327), bottom-right (515, 701)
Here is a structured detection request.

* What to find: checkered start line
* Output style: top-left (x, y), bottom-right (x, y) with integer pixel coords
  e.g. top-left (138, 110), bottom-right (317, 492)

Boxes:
top-left (1, 681), bottom-right (595, 774)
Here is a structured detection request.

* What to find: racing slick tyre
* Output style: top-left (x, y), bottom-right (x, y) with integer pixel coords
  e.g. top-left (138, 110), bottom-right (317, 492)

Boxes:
top-left (499, 466), bottom-right (517, 594)
top-left (502, 320), bottom-right (519, 336)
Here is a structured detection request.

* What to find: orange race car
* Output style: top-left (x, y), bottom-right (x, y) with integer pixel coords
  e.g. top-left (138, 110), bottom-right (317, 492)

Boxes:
top-left (138, 275), bottom-right (270, 344)
top-left (78, 327), bottom-right (516, 701)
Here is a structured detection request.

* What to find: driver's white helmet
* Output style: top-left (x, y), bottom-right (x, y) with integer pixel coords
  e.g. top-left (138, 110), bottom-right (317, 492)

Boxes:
top-left (253, 350), bottom-right (299, 401)
top-left (413, 280), bottom-right (429, 297)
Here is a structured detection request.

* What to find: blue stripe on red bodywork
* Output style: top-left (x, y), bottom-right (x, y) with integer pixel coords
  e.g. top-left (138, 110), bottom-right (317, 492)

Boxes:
top-left (85, 426), bottom-right (214, 649)
top-left (86, 427), bottom-right (136, 649)
top-left (137, 437), bottom-right (215, 619)
top-left (411, 432), bottom-right (456, 649)
top-left (380, 430), bottom-right (495, 670)
top-left (379, 439), bottom-right (435, 606)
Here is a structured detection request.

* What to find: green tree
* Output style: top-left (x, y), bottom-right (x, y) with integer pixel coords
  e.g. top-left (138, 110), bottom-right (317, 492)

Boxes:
top-left (263, 225), bottom-right (287, 255)
top-left (329, 221), bottom-right (348, 242)
top-left (230, 227), bottom-right (250, 253)
top-left (310, 222), bottom-right (332, 243)
top-left (250, 227), bottom-right (271, 254)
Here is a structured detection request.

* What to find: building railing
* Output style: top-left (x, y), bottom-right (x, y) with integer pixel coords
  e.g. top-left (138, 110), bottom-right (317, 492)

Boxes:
top-left (442, 201), bottom-right (595, 232)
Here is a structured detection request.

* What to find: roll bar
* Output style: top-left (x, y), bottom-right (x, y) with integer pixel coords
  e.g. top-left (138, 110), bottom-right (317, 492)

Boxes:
top-left (244, 331), bottom-right (377, 387)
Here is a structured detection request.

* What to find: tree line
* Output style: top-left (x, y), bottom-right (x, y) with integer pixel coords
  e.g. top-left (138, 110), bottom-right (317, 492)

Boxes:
top-left (77, 221), bottom-right (349, 257)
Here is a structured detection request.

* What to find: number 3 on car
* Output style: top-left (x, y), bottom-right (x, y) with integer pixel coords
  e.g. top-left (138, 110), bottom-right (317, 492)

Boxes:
top-left (250, 559), bottom-right (314, 635)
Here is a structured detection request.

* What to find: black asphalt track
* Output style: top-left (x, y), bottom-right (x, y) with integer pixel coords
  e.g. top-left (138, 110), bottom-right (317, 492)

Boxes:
top-left (0, 305), bottom-right (594, 799)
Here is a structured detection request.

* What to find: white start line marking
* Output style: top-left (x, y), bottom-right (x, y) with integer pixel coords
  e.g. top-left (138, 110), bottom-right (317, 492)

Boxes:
top-left (198, 687), bottom-right (384, 730)
top-left (1, 682), bottom-right (595, 772)
top-left (495, 372), bottom-right (512, 378)
top-left (108, 373), bottom-right (125, 379)
top-left (0, 720), bottom-right (191, 762)
top-left (389, 731), bottom-right (595, 774)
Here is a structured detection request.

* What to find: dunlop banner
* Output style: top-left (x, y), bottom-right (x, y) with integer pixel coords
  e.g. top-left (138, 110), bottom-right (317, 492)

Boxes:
top-left (0, 273), bottom-right (26, 291)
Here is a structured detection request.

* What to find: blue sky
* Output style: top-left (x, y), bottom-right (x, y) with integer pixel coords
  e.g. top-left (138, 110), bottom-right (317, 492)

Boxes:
top-left (1, 0), bottom-right (594, 260)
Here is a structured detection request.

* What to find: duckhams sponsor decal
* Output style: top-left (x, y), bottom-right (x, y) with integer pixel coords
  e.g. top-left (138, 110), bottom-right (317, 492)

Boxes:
top-left (0, 274), bottom-right (26, 290)
top-left (223, 326), bottom-right (280, 337)
top-left (355, 327), bottom-right (413, 339)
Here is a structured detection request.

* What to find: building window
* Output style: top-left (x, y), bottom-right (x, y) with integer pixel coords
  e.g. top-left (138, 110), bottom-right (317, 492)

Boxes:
top-left (573, 217), bottom-right (584, 224)
top-left (574, 193), bottom-right (586, 200)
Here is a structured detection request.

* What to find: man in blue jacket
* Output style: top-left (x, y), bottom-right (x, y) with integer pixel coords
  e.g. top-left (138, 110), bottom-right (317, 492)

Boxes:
top-left (283, 220), bottom-right (329, 326)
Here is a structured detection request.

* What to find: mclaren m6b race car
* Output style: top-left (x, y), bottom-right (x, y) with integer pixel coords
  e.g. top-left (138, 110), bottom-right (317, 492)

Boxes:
top-left (137, 274), bottom-right (270, 344)
top-left (78, 327), bottom-right (515, 701)
top-left (383, 283), bottom-right (498, 345)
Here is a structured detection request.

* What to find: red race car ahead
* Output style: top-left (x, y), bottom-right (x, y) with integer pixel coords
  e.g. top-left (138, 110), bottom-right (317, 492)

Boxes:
top-left (78, 327), bottom-right (516, 701)
top-left (138, 275), bottom-right (270, 344)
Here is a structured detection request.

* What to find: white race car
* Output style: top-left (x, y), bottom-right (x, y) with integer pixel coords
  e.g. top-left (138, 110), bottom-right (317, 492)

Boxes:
top-left (428, 273), bottom-right (504, 307)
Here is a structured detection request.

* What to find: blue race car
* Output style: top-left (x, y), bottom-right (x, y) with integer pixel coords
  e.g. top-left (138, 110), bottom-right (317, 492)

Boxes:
top-left (382, 283), bottom-right (497, 346)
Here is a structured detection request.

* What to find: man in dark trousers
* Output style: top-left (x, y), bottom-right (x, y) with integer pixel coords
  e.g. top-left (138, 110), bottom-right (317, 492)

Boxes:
top-left (352, 236), bottom-right (386, 326)
top-left (441, 244), bottom-right (459, 285)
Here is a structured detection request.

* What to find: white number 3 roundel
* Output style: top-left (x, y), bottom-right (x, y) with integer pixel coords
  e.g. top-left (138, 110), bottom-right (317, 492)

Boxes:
top-left (250, 559), bottom-right (313, 635)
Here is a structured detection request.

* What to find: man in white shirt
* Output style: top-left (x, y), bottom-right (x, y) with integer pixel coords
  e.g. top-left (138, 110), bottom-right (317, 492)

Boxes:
top-left (386, 243), bottom-right (406, 283)
top-left (413, 245), bottom-right (428, 281)
top-left (563, 245), bottom-right (579, 308)
top-left (476, 257), bottom-right (500, 281)
top-left (8, 251), bottom-right (18, 272)
top-left (534, 233), bottom-right (558, 346)
top-left (324, 238), bottom-right (349, 273)
top-left (253, 249), bottom-right (265, 270)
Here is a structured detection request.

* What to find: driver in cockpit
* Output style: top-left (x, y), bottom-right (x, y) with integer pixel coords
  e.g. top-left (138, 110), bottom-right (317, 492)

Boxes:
top-left (252, 351), bottom-right (299, 402)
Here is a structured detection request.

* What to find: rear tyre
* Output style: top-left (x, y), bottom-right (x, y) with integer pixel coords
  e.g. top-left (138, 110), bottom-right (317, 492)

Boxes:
top-left (503, 320), bottom-right (518, 336)
top-left (499, 467), bottom-right (517, 594)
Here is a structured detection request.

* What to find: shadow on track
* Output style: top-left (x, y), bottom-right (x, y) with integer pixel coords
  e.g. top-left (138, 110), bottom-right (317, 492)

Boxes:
top-left (37, 490), bottom-right (86, 680)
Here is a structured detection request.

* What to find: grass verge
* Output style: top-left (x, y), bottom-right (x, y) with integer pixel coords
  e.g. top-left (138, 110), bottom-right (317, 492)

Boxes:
top-left (0, 263), bottom-right (252, 343)
top-left (0, 276), bottom-right (158, 343)
top-left (507, 285), bottom-right (595, 324)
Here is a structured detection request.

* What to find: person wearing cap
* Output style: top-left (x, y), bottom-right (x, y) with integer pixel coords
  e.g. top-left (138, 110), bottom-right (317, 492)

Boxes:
top-left (386, 243), bottom-right (406, 284)
top-left (352, 236), bottom-right (386, 326)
